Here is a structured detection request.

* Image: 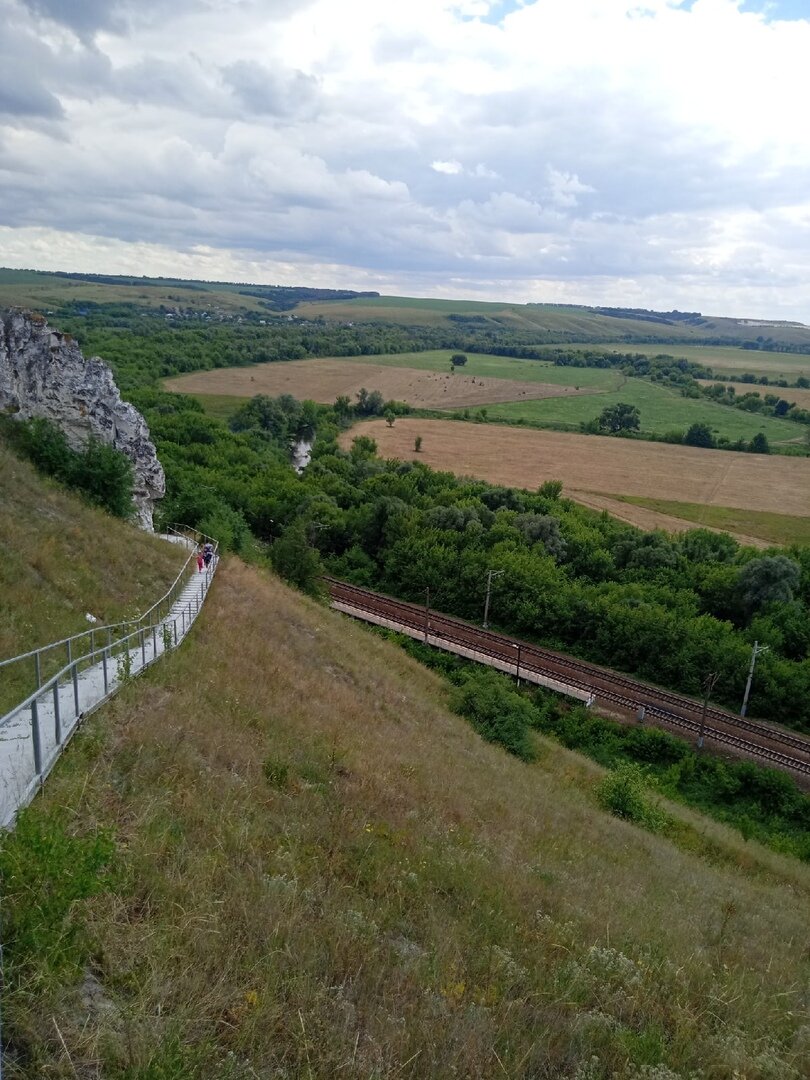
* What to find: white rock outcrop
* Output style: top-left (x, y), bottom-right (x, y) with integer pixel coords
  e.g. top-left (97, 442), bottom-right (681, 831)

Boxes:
top-left (0, 310), bottom-right (165, 530)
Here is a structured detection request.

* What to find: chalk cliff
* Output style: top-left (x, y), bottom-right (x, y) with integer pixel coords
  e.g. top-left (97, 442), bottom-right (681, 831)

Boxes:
top-left (0, 310), bottom-right (165, 529)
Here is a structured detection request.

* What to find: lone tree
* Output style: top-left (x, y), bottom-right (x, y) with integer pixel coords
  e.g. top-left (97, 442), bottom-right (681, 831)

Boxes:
top-left (684, 423), bottom-right (716, 448)
top-left (384, 408), bottom-right (396, 428)
top-left (414, 435), bottom-right (423, 453)
top-left (451, 353), bottom-right (468, 367)
top-left (749, 432), bottom-right (770, 454)
top-left (597, 402), bottom-right (640, 433)
top-left (270, 523), bottom-right (323, 597)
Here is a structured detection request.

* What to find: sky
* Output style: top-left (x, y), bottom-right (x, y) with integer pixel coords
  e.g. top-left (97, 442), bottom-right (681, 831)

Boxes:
top-left (1, 0), bottom-right (809, 320)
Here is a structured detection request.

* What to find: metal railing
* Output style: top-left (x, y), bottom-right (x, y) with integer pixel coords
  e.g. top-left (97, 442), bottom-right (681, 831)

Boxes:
top-left (0, 525), bottom-right (218, 829)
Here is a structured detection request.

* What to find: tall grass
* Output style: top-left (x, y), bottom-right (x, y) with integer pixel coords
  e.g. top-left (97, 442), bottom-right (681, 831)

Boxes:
top-left (4, 560), bottom-right (809, 1078)
top-left (0, 438), bottom-right (186, 709)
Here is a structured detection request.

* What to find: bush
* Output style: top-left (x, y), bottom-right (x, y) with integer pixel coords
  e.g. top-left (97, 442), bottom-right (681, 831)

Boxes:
top-left (3, 416), bottom-right (134, 518)
top-left (597, 764), bottom-right (669, 832)
top-left (72, 437), bottom-right (135, 518)
top-left (449, 670), bottom-right (536, 761)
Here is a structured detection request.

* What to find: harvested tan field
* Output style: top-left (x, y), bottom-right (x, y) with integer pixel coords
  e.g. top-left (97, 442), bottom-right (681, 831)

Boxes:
top-left (347, 418), bottom-right (810, 517)
top-left (697, 378), bottom-right (810, 410)
top-left (165, 359), bottom-right (594, 410)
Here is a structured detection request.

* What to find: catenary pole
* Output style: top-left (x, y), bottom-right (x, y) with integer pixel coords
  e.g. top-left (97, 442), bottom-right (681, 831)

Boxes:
top-left (482, 569), bottom-right (504, 629)
top-left (740, 641), bottom-right (769, 718)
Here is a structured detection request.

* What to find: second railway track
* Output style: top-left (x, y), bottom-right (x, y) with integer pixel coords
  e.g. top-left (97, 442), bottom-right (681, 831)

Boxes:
top-left (325, 577), bottom-right (810, 782)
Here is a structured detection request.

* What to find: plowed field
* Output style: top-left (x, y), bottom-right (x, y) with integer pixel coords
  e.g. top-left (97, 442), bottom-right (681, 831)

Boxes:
top-left (165, 359), bottom-right (595, 410)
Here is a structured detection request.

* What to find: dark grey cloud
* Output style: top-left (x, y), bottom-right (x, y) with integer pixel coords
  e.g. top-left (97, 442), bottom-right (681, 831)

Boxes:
top-left (21, 0), bottom-right (127, 35)
top-left (222, 61), bottom-right (320, 118)
top-left (0, 71), bottom-right (64, 119)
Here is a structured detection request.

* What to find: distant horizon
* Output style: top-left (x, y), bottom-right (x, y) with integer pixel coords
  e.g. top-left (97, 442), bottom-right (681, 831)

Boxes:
top-left (3, 263), bottom-right (810, 330)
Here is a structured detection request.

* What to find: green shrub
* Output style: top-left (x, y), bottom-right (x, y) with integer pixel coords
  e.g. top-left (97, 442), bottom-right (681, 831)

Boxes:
top-left (1, 416), bottom-right (133, 518)
top-left (449, 670), bottom-right (536, 761)
top-left (597, 764), bottom-right (669, 833)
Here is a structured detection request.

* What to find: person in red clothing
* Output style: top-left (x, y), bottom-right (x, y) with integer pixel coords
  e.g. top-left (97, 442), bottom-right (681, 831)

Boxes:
top-left (196, 546), bottom-right (205, 573)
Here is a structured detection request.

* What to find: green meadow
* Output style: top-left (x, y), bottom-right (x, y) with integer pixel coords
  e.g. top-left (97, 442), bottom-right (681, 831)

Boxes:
top-left (614, 496), bottom-right (810, 547)
top-left (473, 379), bottom-right (804, 443)
top-left (344, 349), bottom-right (806, 444)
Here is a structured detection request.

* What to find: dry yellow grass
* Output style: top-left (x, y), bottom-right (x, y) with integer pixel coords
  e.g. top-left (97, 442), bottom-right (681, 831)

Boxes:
top-left (165, 358), bottom-right (593, 410)
top-left (7, 558), bottom-right (810, 1077)
top-left (346, 418), bottom-right (810, 518)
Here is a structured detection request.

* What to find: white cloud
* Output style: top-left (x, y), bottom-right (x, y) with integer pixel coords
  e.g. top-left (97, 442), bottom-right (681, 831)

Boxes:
top-left (1, 0), bottom-right (810, 318)
top-left (431, 160), bottom-right (464, 174)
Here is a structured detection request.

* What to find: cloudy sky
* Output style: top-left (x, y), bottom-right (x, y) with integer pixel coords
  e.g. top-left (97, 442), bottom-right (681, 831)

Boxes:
top-left (1, 0), bottom-right (809, 319)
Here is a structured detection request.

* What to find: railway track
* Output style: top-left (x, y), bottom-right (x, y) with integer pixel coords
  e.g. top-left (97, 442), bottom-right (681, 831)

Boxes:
top-left (325, 577), bottom-right (810, 781)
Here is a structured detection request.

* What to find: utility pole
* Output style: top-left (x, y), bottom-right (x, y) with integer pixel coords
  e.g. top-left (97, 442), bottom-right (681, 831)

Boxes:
top-left (740, 641), bottom-right (769, 718)
top-left (697, 671), bottom-right (720, 750)
top-left (424, 586), bottom-right (430, 643)
top-left (511, 641), bottom-right (522, 686)
top-left (482, 569), bottom-right (504, 629)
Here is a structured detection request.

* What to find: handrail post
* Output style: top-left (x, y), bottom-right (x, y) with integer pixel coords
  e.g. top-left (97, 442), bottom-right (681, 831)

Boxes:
top-left (35, 649), bottom-right (42, 689)
top-left (72, 660), bottom-right (80, 718)
top-left (140, 628), bottom-right (146, 667)
top-left (53, 682), bottom-right (62, 744)
top-left (31, 694), bottom-right (43, 777)
top-left (102, 648), bottom-right (109, 694)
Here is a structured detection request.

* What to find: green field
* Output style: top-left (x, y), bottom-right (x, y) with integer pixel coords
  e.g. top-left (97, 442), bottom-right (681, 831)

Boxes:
top-left (474, 380), bottom-right (804, 443)
top-left (192, 393), bottom-right (251, 420)
top-left (582, 341), bottom-right (810, 382)
top-left (294, 296), bottom-right (711, 337)
top-left (350, 348), bottom-right (615, 385)
top-left (614, 496), bottom-right (810, 547)
top-left (344, 349), bottom-right (806, 444)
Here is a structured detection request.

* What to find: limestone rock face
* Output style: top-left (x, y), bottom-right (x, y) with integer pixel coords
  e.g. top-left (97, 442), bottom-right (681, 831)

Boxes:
top-left (0, 310), bottom-right (165, 530)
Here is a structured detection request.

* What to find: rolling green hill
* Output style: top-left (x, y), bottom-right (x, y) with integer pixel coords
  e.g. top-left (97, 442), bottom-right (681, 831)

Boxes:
top-left (4, 268), bottom-right (810, 351)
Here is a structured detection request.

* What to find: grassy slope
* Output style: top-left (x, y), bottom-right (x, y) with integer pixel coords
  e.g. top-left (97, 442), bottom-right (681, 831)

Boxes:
top-left (0, 273), bottom-right (265, 316)
top-left (6, 558), bottom-right (810, 1078)
top-left (0, 438), bottom-right (187, 705)
top-left (292, 295), bottom-right (810, 344)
